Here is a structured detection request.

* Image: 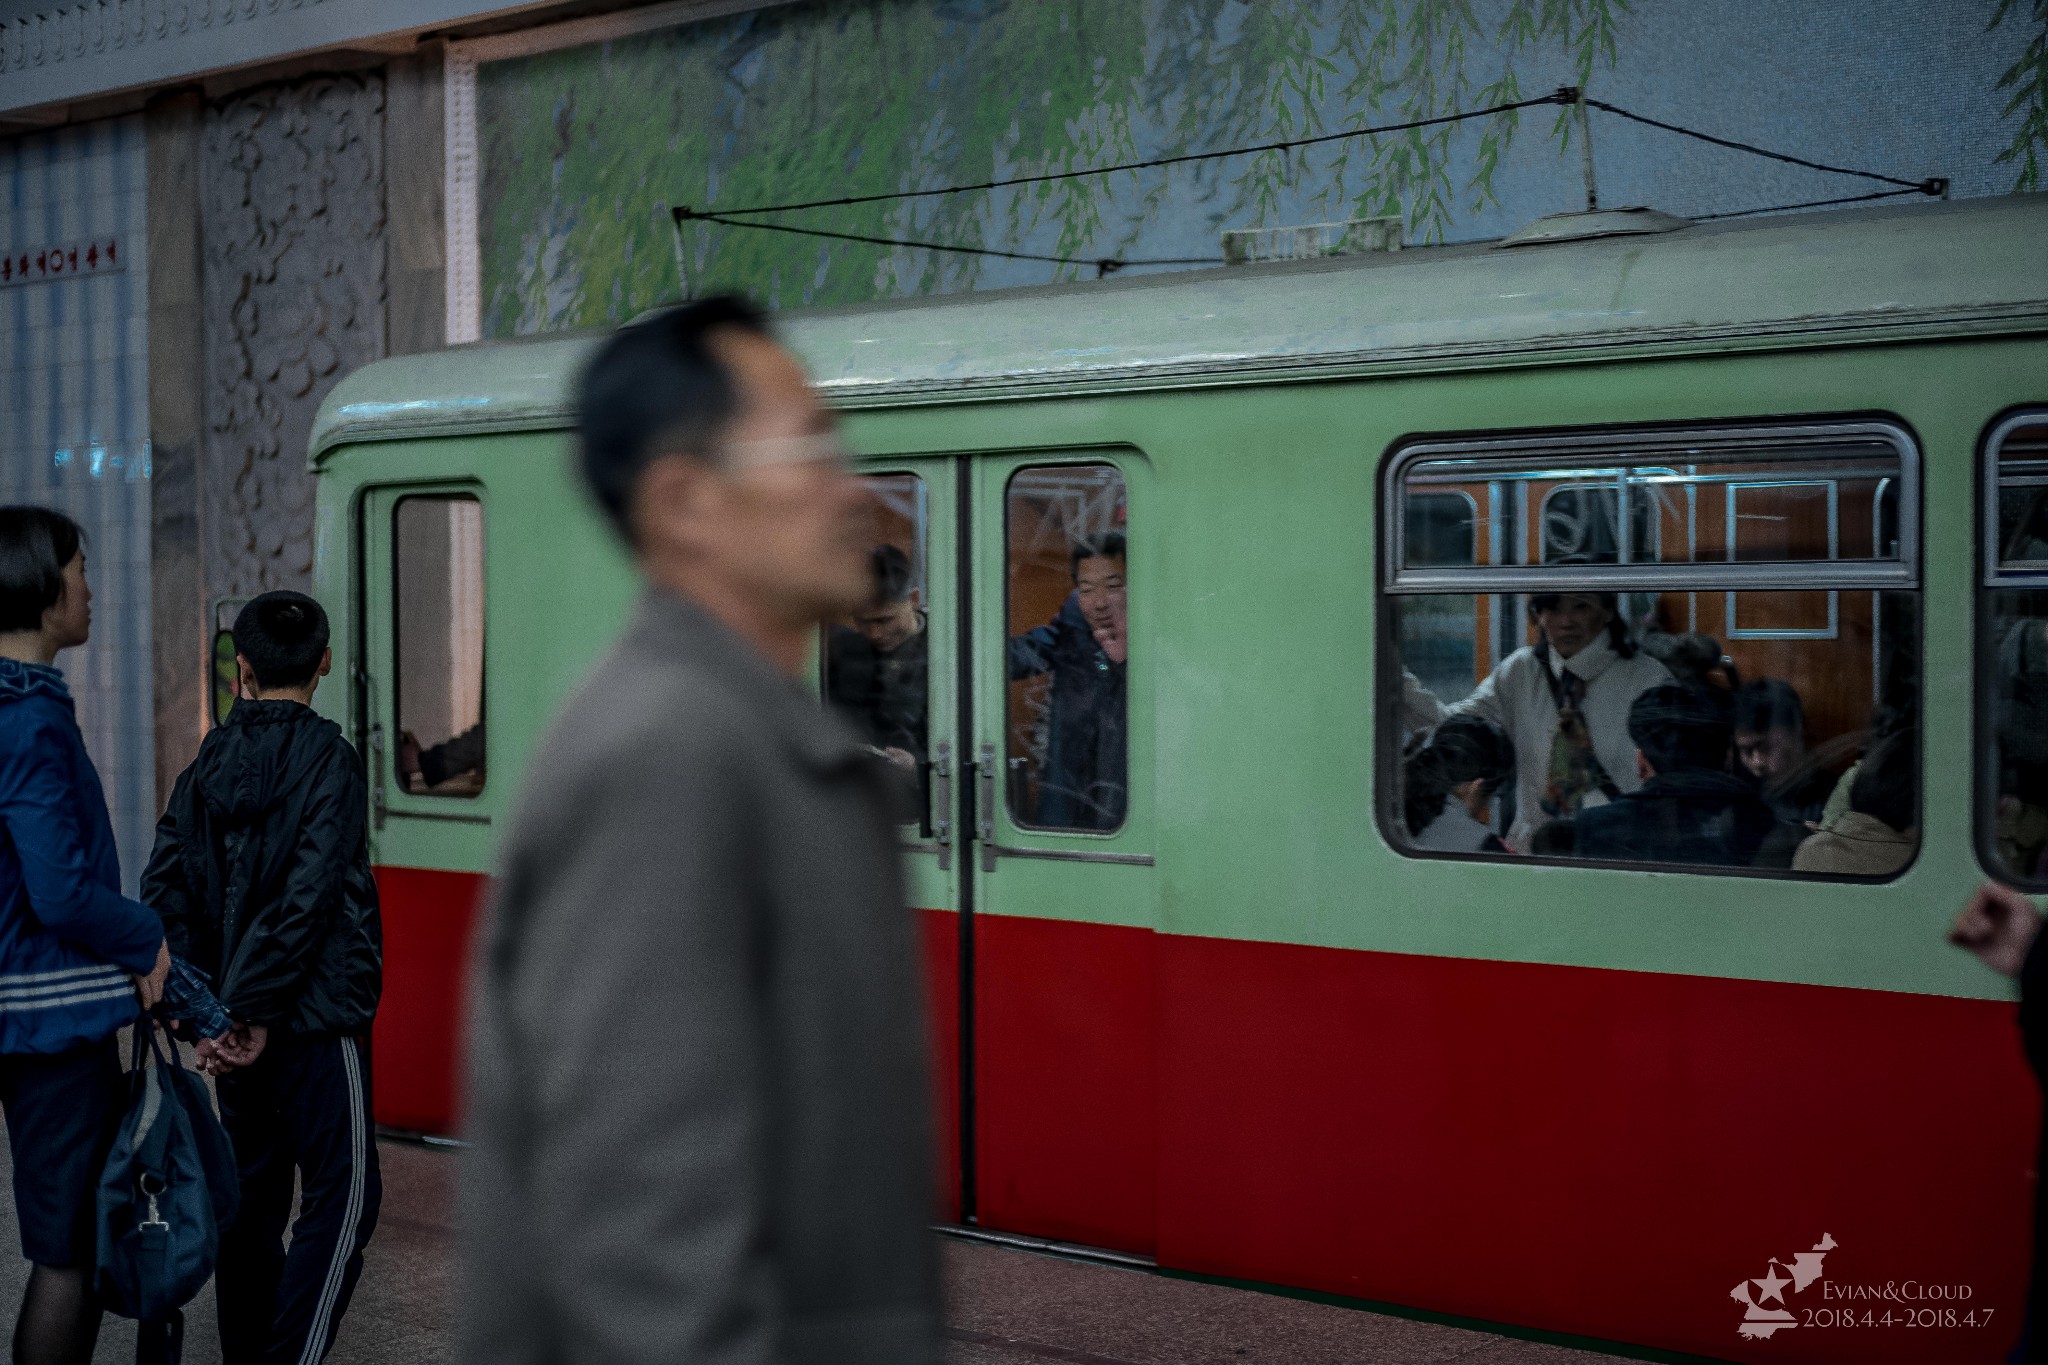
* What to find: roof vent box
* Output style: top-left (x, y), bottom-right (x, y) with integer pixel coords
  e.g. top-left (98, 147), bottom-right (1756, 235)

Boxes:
top-left (1222, 215), bottom-right (1403, 265)
top-left (1498, 206), bottom-right (1692, 248)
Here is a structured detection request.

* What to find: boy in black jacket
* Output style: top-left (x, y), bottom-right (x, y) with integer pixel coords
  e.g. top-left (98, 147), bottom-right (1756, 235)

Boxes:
top-left (143, 591), bottom-right (382, 1365)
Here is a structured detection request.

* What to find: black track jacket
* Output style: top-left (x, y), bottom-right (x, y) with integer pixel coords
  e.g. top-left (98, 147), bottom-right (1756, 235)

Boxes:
top-left (143, 699), bottom-right (381, 1036)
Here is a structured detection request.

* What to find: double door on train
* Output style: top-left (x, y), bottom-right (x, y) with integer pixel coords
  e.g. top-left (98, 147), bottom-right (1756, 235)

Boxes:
top-left (826, 451), bottom-right (1158, 1253)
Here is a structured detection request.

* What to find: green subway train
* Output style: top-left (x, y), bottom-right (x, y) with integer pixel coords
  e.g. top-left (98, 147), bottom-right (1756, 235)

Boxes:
top-left (301, 192), bottom-right (2048, 1363)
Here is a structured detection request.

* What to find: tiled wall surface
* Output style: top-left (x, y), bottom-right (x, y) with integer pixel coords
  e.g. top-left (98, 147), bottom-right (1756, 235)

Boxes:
top-left (0, 116), bottom-right (155, 892)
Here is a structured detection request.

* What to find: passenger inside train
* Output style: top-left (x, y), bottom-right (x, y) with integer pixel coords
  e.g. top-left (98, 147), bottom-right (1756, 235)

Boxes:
top-left (1006, 521), bottom-right (1128, 832)
top-left (825, 543), bottom-right (930, 771)
top-left (1733, 678), bottom-right (1834, 830)
top-left (1388, 433), bottom-right (1925, 877)
top-left (1791, 726), bottom-right (1920, 877)
top-left (1400, 714), bottom-right (1514, 855)
top-left (1575, 684), bottom-right (1775, 868)
top-left (1440, 591), bottom-right (1671, 852)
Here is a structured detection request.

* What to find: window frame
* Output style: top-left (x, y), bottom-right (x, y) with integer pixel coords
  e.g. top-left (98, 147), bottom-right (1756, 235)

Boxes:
top-left (1403, 488), bottom-right (1479, 568)
top-left (1383, 419), bottom-right (1921, 596)
top-left (1000, 459), bottom-right (1132, 837)
top-left (1536, 477), bottom-right (1665, 566)
top-left (1378, 414), bottom-right (1925, 882)
top-left (1976, 405), bottom-right (2048, 891)
top-left (388, 489), bottom-right (489, 803)
top-left (821, 468), bottom-right (935, 832)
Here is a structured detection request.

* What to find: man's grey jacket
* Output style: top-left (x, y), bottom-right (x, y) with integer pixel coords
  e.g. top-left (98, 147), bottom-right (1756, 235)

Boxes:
top-left (458, 591), bottom-right (940, 1365)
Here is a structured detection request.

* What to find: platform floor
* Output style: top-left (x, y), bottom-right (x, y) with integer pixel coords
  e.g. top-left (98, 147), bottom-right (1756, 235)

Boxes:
top-left (2, 1138), bottom-right (1624, 1364)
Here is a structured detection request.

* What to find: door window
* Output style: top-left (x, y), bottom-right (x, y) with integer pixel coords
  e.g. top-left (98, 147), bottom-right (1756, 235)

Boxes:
top-left (393, 494), bottom-right (486, 797)
top-left (1003, 464), bottom-right (1129, 833)
top-left (824, 473), bottom-right (933, 775)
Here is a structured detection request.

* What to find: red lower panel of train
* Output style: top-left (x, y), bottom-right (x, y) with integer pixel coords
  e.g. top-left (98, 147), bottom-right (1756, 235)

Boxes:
top-left (369, 865), bottom-right (487, 1134)
top-left (962, 912), bottom-right (2035, 1365)
top-left (371, 869), bottom-right (2036, 1364)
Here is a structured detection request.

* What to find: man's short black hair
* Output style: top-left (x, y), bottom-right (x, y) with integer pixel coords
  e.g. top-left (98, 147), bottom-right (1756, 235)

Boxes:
top-left (1734, 677), bottom-right (1805, 737)
top-left (1070, 531), bottom-right (1127, 581)
top-left (233, 591), bottom-right (330, 691)
top-left (575, 294), bottom-right (770, 543)
top-left (0, 506), bottom-right (84, 634)
top-left (869, 544), bottom-right (915, 606)
top-left (1628, 684), bottom-right (1733, 776)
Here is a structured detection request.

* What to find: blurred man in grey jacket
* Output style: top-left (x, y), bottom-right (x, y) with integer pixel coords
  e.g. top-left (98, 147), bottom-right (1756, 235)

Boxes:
top-left (458, 296), bottom-right (940, 1365)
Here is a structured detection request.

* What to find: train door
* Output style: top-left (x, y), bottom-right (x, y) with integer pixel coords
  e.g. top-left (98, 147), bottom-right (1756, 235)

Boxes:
top-left (358, 481), bottom-right (495, 1135)
top-left (834, 451), bottom-right (1156, 1253)
top-left (968, 453), bottom-right (1156, 1254)
top-left (824, 460), bottom-right (967, 1218)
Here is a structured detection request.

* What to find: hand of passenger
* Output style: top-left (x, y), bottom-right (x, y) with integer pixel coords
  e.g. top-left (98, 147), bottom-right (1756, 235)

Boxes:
top-left (1948, 882), bottom-right (2043, 979)
top-left (132, 940), bottom-right (170, 1010)
top-left (397, 729), bottom-right (423, 781)
top-left (882, 746), bottom-right (917, 772)
top-left (215, 1022), bottom-right (268, 1068)
top-left (194, 1034), bottom-right (234, 1077)
top-left (1092, 620), bottom-right (1127, 664)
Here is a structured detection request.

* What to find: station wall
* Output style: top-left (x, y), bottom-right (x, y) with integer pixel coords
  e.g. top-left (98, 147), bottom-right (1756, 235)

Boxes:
top-left (0, 117), bottom-right (157, 890)
top-left (470, 0), bottom-right (2046, 335)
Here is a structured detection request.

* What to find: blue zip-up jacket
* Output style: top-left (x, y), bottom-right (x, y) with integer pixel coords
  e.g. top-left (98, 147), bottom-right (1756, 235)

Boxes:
top-left (0, 658), bottom-right (162, 1053)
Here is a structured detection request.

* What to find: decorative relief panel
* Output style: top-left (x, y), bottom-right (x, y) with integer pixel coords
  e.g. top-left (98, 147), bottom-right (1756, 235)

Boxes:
top-left (199, 72), bottom-right (386, 600)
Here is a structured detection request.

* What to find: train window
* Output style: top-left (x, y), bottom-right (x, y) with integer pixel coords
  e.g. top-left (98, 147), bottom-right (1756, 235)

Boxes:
top-left (1385, 422), bottom-right (1921, 879)
top-left (1540, 483), bottom-right (1660, 564)
top-left (824, 473), bottom-right (931, 788)
top-left (1983, 411), bottom-right (2048, 888)
top-left (393, 495), bottom-right (486, 797)
top-left (209, 597), bottom-right (248, 724)
top-left (1004, 464), bottom-right (1128, 833)
top-left (1402, 493), bottom-right (1480, 707)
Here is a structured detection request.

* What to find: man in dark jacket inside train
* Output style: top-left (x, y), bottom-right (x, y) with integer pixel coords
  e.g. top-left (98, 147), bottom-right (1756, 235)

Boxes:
top-left (459, 296), bottom-right (939, 1365)
top-left (826, 542), bottom-right (930, 770)
top-left (143, 590), bottom-right (383, 1365)
top-left (1007, 533), bottom-right (1128, 830)
top-left (1576, 683), bottom-right (1775, 868)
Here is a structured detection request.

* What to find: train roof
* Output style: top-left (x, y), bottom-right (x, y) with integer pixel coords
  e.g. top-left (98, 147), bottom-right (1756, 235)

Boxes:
top-left (312, 193), bottom-right (2048, 464)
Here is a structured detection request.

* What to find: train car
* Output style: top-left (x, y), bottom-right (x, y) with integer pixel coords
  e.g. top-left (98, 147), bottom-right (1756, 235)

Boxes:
top-left (306, 193), bottom-right (2048, 1363)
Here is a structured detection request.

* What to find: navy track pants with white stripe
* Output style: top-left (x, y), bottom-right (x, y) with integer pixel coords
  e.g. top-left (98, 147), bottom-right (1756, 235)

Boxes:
top-left (215, 1033), bottom-right (382, 1365)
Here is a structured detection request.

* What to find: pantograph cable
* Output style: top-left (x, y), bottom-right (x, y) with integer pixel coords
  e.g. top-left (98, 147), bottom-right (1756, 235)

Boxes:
top-left (1691, 186), bottom-right (1933, 222)
top-left (1582, 97), bottom-right (1947, 197)
top-left (673, 86), bottom-right (1950, 272)
top-left (676, 209), bottom-right (1220, 276)
top-left (679, 89), bottom-right (1578, 221)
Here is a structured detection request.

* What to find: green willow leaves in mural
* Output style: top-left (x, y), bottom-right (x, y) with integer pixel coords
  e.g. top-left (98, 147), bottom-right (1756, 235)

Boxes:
top-left (477, 0), bottom-right (1638, 334)
top-left (1991, 0), bottom-right (2048, 190)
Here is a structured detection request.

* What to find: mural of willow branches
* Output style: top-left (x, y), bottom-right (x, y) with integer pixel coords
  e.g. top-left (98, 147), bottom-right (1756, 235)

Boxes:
top-left (473, 0), bottom-right (2027, 336)
top-left (1992, 0), bottom-right (2048, 189)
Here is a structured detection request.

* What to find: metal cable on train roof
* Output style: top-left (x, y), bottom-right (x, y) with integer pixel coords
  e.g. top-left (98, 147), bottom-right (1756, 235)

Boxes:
top-left (681, 90), bottom-right (1578, 221)
top-left (1691, 186), bottom-right (1937, 222)
top-left (672, 86), bottom-right (1951, 274)
top-left (1580, 97), bottom-right (1949, 198)
top-left (675, 209), bottom-right (1222, 277)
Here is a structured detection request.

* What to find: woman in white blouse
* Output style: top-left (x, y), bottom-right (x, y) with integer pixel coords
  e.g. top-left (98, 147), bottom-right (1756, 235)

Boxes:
top-left (1447, 592), bottom-right (1671, 852)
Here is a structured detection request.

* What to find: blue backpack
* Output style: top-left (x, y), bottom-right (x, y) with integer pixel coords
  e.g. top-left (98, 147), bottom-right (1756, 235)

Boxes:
top-left (95, 1014), bottom-right (240, 1329)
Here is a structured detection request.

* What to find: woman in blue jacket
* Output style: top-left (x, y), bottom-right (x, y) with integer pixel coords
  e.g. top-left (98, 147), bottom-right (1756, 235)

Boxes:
top-left (0, 506), bottom-right (167, 1365)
